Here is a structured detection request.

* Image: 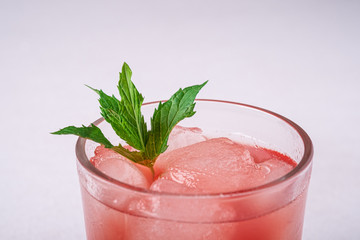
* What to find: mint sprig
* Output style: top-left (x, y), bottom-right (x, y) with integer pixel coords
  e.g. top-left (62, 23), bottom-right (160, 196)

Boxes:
top-left (52, 62), bottom-right (207, 173)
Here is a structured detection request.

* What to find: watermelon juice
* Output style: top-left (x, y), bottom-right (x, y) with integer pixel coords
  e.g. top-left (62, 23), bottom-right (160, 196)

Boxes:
top-left (76, 100), bottom-right (313, 240)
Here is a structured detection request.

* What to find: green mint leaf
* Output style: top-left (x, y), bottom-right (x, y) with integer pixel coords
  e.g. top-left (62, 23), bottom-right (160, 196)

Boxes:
top-left (144, 81), bottom-right (208, 160)
top-left (87, 63), bottom-right (147, 151)
top-left (117, 63), bottom-right (148, 151)
top-left (51, 124), bottom-right (113, 148)
top-left (87, 86), bottom-right (142, 150)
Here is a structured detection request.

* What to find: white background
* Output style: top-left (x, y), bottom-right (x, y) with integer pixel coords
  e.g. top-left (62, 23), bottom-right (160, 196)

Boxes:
top-left (1, 0), bottom-right (359, 239)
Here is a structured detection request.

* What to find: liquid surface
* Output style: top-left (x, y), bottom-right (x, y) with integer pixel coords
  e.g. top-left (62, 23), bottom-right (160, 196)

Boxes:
top-left (90, 126), bottom-right (296, 194)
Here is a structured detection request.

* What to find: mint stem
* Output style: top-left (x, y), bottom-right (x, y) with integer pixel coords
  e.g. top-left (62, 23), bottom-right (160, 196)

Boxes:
top-left (150, 166), bottom-right (155, 179)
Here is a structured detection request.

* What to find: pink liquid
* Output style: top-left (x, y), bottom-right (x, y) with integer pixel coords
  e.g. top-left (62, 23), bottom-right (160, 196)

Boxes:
top-left (79, 126), bottom-right (309, 240)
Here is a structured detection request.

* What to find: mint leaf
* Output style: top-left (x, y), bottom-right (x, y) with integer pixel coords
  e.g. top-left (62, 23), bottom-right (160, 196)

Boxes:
top-left (52, 124), bottom-right (113, 148)
top-left (87, 63), bottom-right (147, 151)
top-left (88, 86), bottom-right (144, 151)
top-left (117, 63), bottom-right (148, 151)
top-left (144, 81), bottom-right (208, 160)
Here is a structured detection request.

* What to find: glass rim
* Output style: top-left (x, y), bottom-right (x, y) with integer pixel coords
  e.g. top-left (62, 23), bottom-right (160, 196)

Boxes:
top-left (76, 99), bottom-right (313, 199)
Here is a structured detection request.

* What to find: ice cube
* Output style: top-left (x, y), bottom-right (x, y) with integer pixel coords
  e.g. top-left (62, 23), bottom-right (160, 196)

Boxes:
top-left (257, 158), bottom-right (294, 182)
top-left (166, 125), bottom-right (207, 152)
top-left (90, 146), bottom-right (152, 188)
top-left (153, 137), bottom-right (291, 194)
top-left (246, 145), bottom-right (274, 163)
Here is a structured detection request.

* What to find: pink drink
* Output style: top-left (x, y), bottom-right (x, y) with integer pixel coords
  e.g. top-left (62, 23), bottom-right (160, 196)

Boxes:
top-left (76, 100), bottom-right (313, 240)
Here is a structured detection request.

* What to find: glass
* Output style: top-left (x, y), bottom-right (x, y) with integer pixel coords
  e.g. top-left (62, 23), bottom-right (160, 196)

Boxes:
top-left (76, 99), bottom-right (313, 240)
